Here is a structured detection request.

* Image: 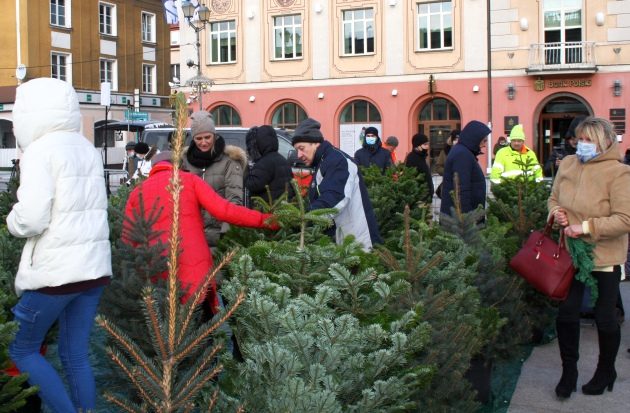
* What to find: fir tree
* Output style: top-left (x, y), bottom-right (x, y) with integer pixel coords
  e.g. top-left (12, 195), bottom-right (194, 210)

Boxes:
top-left (0, 191), bottom-right (39, 412)
top-left (361, 164), bottom-right (431, 240)
top-left (98, 93), bottom-right (243, 412)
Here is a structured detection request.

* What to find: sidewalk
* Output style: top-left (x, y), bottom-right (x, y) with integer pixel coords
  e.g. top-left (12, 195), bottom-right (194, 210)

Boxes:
top-left (508, 281), bottom-right (630, 412)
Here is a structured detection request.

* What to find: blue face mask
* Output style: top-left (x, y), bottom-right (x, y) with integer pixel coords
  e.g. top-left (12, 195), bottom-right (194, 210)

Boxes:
top-left (576, 141), bottom-right (598, 163)
top-left (365, 136), bottom-right (377, 145)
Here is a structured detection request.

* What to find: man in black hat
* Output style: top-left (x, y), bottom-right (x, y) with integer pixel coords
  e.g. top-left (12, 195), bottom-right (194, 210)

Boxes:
top-left (544, 115), bottom-right (585, 177)
top-left (353, 126), bottom-right (392, 172)
top-left (292, 118), bottom-right (381, 250)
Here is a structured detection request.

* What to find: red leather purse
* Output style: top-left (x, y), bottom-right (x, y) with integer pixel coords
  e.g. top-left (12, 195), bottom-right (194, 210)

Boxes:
top-left (509, 216), bottom-right (576, 301)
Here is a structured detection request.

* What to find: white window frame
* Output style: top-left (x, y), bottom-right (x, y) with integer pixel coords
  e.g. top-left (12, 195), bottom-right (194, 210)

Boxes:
top-left (50, 0), bottom-right (71, 28)
top-left (141, 12), bottom-right (156, 43)
top-left (51, 52), bottom-right (72, 82)
top-left (142, 64), bottom-right (156, 94)
top-left (209, 20), bottom-right (237, 64)
top-left (99, 1), bottom-right (117, 36)
top-left (100, 58), bottom-right (118, 90)
top-left (170, 63), bottom-right (180, 83)
top-left (416, 1), bottom-right (453, 51)
top-left (341, 8), bottom-right (375, 56)
top-left (272, 14), bottom-right (303, 60)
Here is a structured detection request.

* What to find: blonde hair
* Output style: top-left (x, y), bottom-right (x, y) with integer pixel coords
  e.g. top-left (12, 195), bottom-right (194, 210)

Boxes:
top-left (574, 117), bottom-right (616, 152)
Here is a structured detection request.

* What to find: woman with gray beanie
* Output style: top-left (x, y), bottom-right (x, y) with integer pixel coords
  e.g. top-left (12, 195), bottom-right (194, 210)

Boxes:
top-left (182, 111), bottom-right (248, 247)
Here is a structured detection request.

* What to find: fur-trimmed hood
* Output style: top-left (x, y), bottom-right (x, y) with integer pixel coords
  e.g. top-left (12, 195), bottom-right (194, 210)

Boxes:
top-left (223, 144), bottom-right (248, 169)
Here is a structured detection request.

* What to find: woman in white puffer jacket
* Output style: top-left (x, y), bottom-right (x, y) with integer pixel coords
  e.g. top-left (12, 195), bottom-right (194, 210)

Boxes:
top-left (7, 78), bottom-right (112, 412)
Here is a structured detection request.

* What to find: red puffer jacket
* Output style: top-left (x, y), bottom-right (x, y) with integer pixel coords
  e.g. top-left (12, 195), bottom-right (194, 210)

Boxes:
top-left (124, 162), bottom-right (274, 310)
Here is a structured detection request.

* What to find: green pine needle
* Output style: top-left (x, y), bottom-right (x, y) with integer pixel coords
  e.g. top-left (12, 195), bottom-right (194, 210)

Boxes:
top-left (566, 237), bottom-right (597, 306)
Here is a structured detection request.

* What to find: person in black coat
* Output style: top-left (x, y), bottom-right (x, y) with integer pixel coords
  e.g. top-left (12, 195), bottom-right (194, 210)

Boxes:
top-left (245, 125), bottom-right (294, 204)
top-left (440, 120), bottom-right (491, 217)
top-left (544, 115), bottom-right (584, 177)
top-left (353, 126), bottom-right (392, 172)
top-left (405, 133), bottom-right (434, 204)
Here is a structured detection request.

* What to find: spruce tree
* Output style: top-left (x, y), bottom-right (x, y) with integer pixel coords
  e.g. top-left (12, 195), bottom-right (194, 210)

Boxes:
top-left (98, 93), bottom-right (242, 412)
top-left (0, 191), bottom-right (39, 412)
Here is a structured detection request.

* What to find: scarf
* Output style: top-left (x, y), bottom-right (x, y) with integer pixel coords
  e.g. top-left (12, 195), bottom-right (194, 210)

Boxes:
top-left (186, 136), bottom-right (225, 169)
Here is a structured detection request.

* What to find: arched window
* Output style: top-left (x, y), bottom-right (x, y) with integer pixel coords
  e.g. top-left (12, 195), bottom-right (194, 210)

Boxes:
top-left (271, 102), bottom-right (307, 130)
top-left (211, 104), bottom-right (241, 126)
top-left (338, 99), bottom-right (382, 155)
top-left (417, 98), bottom-right (460, 163)
top-left (340, 99), bottom-right (381, 123)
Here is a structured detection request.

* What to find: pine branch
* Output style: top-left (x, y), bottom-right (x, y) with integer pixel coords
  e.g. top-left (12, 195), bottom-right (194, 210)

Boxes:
top-left (173, 365), bottom-right (222, 409)
top-left (206, 389), bottom-right (219, 413)
top-left (104, 349), bottom-right (160, 411)
top-left (103, 393), bottom-right (145, 413)
top-left (142, 288), bottom-right (168, 360)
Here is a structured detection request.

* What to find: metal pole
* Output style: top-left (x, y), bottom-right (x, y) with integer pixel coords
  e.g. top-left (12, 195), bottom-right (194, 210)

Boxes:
top-left (103, 105), bottom-right (111, 196)
top-left (196, 27), bottom-right (203, 111)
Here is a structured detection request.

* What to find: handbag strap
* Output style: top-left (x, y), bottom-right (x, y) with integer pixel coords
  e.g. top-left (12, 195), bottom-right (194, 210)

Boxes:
top-left (544, 214), bottom-right (556, 236)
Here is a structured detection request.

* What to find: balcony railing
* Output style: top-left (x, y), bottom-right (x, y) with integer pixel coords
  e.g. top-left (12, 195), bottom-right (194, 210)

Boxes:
top-left (527, 41), bottom-right (597, 73)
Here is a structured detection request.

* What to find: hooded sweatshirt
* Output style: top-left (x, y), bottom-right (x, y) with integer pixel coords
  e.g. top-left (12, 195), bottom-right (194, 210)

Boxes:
top-left (245, 125), bottom-right (294, 202)
top-left (7, 78), bottom-right (112, 296)
top-left (440, 120), bottom-right (491, 217)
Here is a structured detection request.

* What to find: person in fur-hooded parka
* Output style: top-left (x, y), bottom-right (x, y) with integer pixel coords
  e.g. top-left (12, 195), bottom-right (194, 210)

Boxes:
top-left (182, 111), bottom-right (247, 246)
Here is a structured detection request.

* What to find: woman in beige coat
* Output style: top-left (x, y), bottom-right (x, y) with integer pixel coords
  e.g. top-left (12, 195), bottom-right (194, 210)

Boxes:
top-left (548, 117), bottom-right (630, 399)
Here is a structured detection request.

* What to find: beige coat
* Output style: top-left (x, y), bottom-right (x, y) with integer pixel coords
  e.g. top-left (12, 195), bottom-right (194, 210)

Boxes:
top-left (183, 144), bottom-right (247, 246)
top-left (548, 141), bottom-right (630, 266)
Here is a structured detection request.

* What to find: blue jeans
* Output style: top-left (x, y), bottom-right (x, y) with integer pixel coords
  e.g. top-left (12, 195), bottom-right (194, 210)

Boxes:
top-left (9, 286), bottom-right (104, 413)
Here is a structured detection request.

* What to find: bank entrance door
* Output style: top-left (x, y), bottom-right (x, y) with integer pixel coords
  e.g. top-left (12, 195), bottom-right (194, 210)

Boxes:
top-left (537, 97), bottom-right (589, 176)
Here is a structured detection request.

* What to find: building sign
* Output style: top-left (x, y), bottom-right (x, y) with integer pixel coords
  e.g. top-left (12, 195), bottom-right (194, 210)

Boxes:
top-left (504, 116), bottom-right (519, 135)
top-left (125, 110), bottom-right (150, 121)
top-left (547, 79), bottom-right (592, 88)
top-left (610, 108), bottom-right (626, 135)
top-left (533, 78), bottom-right (592, 91)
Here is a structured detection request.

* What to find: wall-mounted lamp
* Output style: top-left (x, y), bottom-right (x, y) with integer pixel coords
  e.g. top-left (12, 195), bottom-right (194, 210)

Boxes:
top-left (391, 89), bottom-right (398, 96)
top-left (249, 95), bottom-right (256, 102)
top-left (613, 80), bottom-right (622, 97)
top-left (313, 3), bottom-right (323, 13)
top-left (428, 74), bottom-right (436, 94)
top-left (472, 85), bottom-right (480, 93)
top-left (507, 52), bottom-right (515, 59)
top-left (613, 47), bottom-right (621, 55)
top-left (317, 92), bottom-right (325, 100)
top-left (388, 0), bottom-right (398, 6)
top-left (596, 12), bottom-right (605, 26)
top-left (519, 18), bottom-right (529, 31)
top-left (247, 8), bottom-right (255, 20)
top-left (507, 83), bottom-right (516, 100)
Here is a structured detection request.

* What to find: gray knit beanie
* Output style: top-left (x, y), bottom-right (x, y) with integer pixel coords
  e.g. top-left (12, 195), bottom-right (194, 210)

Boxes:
top-left (190, 111), bottom-right (216, 138)
top-left (292, 118), bottom-right (324, 145)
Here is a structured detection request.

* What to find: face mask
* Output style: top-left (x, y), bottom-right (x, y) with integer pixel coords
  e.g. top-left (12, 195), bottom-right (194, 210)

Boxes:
top-left (576, 141), bottom-right (598, 163)
top-left (365, 136), bottom-right (377, 145)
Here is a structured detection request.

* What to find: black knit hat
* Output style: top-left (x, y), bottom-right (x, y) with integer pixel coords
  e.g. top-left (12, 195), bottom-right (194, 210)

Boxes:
top-left (412, 133), bottom-right (428, 147)
top-left (134, 142), bottom-right (150, 155)
top-left (565, 115), bottom-right (587, 139)
top-left (292, 118), bottom-right (324, 145)
top-left (365, 126), bottom-right (379, 137)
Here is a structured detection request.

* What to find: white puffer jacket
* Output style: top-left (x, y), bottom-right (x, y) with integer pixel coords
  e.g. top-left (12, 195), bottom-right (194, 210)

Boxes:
top-left (7, 78), bottom-right (112, 296)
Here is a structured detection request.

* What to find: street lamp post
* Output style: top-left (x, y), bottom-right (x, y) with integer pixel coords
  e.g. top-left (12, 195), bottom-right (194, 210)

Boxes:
top-left (181, 1), bottom-right (214, 111)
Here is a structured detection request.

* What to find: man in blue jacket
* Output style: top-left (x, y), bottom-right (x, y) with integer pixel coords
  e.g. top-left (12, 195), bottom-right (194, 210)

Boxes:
top-left (292, 118), bottom-right (382, 250)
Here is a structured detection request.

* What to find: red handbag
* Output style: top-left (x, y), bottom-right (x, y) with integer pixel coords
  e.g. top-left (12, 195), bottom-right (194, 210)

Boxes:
top-left (509, 216), bottom-right (576, 301)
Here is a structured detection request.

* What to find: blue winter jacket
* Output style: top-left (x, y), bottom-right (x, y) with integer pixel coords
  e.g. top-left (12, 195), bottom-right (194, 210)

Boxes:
top-left (309, 141), bottom-right (382, 249)
top-left (440, 125), bottom-right (489, 216)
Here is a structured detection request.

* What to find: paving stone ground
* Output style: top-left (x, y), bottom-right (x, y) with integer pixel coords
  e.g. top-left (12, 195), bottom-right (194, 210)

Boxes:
top-left (509, 281), bottom-right (630, 412)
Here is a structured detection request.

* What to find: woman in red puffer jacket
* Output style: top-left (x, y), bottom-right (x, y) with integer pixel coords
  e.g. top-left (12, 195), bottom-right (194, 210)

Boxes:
top-left (123, 151), bottom-right (278, 311)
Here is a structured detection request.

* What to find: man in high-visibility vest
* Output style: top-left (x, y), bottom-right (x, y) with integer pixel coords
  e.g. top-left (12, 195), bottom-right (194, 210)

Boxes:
top-left (490, 124), bottom-right (543, 184)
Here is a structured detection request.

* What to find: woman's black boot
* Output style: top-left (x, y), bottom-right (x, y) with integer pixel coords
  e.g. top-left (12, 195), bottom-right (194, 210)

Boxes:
top-left (555, 321), bottom-right (579, 399)
top-left (582, 328), bottom-right (620, 395)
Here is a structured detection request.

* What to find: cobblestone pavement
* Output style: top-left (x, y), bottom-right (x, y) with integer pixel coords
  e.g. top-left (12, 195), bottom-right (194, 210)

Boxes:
top-left (509, 282), bottom-right (630, 412)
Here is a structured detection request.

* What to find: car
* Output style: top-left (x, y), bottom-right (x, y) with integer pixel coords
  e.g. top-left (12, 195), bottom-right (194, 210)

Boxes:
top-left (140, 126), bottom-right (297, 162)
top-left (140, 126), bottom-right (314, 198)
